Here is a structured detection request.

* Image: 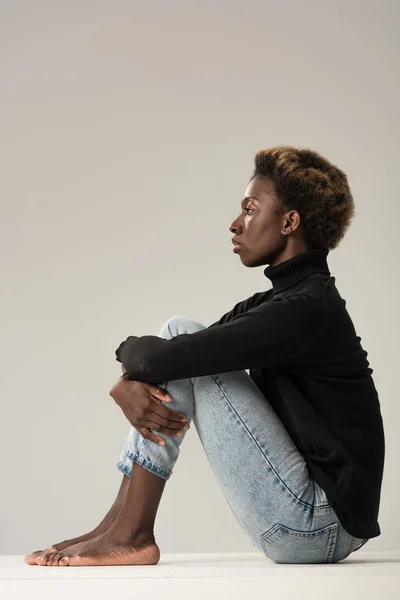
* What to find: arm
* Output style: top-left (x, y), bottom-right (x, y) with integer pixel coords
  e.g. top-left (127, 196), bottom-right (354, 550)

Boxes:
top-left (207, 289), bottom-right (273, 328)
top-left (115, 289), bottom-right (271, 366)
top-left (115, 291), bottom-right (323, 384)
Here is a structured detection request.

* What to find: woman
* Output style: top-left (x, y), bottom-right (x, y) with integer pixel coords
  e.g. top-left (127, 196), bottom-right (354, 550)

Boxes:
top-left (25, 145), bottom-right (385, 566)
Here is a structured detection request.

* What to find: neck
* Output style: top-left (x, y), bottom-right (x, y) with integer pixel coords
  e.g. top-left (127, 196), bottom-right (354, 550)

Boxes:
top-left (269, 241), bottom-right (310, 267)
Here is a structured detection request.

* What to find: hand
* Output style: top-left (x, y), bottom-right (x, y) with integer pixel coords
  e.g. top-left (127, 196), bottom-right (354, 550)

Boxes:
top-left (109, 377), bottom-right (189, 445)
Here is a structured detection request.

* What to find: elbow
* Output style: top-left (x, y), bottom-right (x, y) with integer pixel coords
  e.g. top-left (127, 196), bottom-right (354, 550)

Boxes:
top-left (140, 362), bottom-right (165, 384)
top-left (122, 358), bottom-right (148, 382)
top-left (124, 360), bottom-right (163, 384)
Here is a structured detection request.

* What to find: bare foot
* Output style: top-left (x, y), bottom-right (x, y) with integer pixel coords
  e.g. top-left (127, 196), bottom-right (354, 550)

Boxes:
top-left (25, 474), bottom-right (131, 565)
top-left (35, 529), bottom-right (160, 567)
top-left (24, 529), bottom-right (104, 565)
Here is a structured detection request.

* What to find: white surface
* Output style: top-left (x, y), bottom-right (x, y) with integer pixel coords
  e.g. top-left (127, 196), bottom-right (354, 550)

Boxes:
top-left (1, 552), bottom-right (399, 600)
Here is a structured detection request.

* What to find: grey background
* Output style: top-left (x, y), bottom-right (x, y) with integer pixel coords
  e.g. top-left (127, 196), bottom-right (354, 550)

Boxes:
top-left (0, 0), bottom-right (398, 554)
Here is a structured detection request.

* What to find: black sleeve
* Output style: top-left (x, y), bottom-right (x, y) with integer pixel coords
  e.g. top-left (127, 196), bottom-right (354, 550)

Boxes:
top-left (115, 289), bottom-right (271, 364)
top-left (207, 289), bottom-right (273, 327)
top-left (115, 292), bottom-right (322, 384)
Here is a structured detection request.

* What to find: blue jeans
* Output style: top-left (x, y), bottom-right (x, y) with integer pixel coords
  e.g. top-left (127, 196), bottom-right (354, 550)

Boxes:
top-left (117, 316), bottom-right (369, 564)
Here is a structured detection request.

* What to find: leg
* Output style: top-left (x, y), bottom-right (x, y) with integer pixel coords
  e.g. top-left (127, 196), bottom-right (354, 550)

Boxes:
top-left (40, 315), bottom-right (356, 566)
top-left (115, 316), bottom-right (359, 563)
top-left (25, 472), bottom-right (130, 564)
top-left (40, 463), bottom-right (164, 566)
top-left (37, 385), bottom-right (172, 566)
top-left (25, 363), bottom-right (131, 565)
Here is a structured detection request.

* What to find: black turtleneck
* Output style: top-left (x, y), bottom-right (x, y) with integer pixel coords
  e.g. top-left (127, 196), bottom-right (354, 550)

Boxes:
top-left (115, 248), bottom-right (385, 540)
top-left (263, 247), bottom-right (331, 294)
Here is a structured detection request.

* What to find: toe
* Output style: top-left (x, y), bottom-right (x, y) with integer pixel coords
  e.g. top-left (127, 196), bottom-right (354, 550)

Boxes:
top-left (48, 553), bottom-right (59, 566)
top-left (52, 553), bottom-right (63, 566)
top-left (37, 553), bottom-right (50, 566)
top-left (65, 555), bottom-right (84, 566)
top-left (59, 556), bottom-right (69, 566)
top-left (37, 546), bottom-right (58, 565)
top-left (47, 553), bottom-right (55, 566)
top-left (24, 552), bottom-right (42, 565)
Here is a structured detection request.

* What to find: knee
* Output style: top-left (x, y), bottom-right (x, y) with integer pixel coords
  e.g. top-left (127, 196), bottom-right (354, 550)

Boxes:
top-left (159, 316), bottom-right (205, 338)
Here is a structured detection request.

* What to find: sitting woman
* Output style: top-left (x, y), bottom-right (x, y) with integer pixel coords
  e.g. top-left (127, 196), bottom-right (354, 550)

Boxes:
top-left (25, 145), bottom-right (385, 566)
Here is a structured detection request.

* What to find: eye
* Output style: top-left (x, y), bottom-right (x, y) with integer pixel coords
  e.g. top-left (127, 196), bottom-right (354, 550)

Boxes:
top-left (244, 207), bottom-right (254, 214)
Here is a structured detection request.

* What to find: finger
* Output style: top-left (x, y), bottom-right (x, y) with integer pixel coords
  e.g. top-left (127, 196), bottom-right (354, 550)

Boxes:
top-left (139, 427), bottom-right (166, 446)
top-left (141, 419), bottom-right (189, 435)
top-left (149, 400), bottom-right (188, 423)
top-left (146, 384), bottom-right (174, 403)
top-left (142, 384), bottom-right (187, 421)
top-left (145, 413), bottom-right (186, 430)
top-left (148, 386), bottom-right (186, 416)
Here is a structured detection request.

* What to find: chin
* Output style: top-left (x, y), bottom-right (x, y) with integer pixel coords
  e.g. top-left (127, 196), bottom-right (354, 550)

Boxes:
top-left (239, 254), bottom-right (260, 268)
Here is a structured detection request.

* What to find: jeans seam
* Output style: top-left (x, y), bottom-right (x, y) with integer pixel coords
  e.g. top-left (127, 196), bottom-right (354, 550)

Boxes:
top-left (125, 448), bottom-right (172, 480)
top-left (212, 373), bottom-right (322, 510)
top-left (325, 522), bottom-right (338, 563)
top-left (116, 459), bottom-right (132, 477)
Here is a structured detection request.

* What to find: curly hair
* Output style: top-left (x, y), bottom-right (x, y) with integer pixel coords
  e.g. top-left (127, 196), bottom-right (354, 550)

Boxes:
top-left (250, 145), bottom-right (355, 250)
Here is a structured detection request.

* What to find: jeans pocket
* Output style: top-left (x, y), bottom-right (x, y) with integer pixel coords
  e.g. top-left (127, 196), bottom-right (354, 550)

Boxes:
top-left (260, 522), bottom-right (339, 564)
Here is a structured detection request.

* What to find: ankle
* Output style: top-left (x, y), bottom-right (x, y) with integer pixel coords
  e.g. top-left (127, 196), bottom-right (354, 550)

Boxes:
top-left (107, 520), bottom-right (155, 544)
top-left (124, 529), bottom-right (155, 546)
top-left (131, 530), bottom-right (156, 545)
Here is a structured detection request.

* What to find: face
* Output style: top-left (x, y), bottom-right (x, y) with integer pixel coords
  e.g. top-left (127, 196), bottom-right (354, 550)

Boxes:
top-left (229, 175), bottom-right (301, 267)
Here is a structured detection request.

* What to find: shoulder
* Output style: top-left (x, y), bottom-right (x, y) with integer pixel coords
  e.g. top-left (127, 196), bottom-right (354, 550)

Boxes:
top-left (267, 275), bottom-right (334, 326)
top-left (287, 274), bottom-right (340, 308)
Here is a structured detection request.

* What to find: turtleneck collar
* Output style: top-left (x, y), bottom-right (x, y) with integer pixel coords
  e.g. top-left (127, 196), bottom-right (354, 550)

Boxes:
top-left (263, 248), bottom-right (331, 295)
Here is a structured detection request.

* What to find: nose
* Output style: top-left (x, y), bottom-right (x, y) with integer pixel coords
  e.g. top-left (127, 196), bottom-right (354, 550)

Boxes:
top-left (229, 220), bottom-right (241, 234)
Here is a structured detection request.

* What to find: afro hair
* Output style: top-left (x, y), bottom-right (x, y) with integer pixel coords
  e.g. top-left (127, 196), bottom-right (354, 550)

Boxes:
top-left (250, 145), bottom-right (355, 250)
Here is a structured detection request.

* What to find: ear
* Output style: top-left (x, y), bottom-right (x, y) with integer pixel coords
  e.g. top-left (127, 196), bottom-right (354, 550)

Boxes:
top-left (283, 210), bottom-right (301, 233)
